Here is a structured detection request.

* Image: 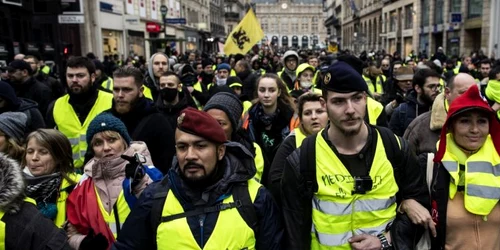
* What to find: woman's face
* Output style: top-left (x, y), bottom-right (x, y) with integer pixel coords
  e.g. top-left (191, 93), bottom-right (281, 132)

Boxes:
top-left (301, 101), bottom-right (328, 135)
top-left (25, 138), bottom-right (57, 177)
top-left (206, 109), bottom-right (233, 140)
top-left (257, 77), bottom-right (280, 109)
top-left (451, 111), bottom-right (490, 152)
top-left (92, 132), bottom-right (127, 160)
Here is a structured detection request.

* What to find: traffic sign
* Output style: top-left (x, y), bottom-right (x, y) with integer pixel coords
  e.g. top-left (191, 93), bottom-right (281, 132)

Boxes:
top-left (166, 18), bottom-right (186, 24)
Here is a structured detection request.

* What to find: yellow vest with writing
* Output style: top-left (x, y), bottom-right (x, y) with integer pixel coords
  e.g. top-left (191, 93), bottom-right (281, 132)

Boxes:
top-left (156, 179), bottom-right (261, 250)
top-left (54, 173), bottom-right (81, 227)
top-left (441, 134), bottom-right (500, 215)
top-left (363, 75), bottom-right (386, 95)
top-left (95, 188), bottom-right (131, 239)
top-left (53, 91), bottom-right (113, 168)
top-left (311, 130), bottom-right (399, 249)
top-left (366, 97), bottom-right (384, 125)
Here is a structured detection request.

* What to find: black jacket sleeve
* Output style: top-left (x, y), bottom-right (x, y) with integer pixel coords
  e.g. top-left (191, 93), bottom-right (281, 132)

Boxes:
top-left (267, 135), bottom-right (296, 207)
top-left (112, 183), bottom-right (158, 250)
top-left (45, 100), bottom-right (56, 129)
top-left (389, 105), bottom-right (404, 136)
top-left (27, 108), bottom-right (46, 132)
top-left (254, 186), bottom-right (284, 250)
top-left (4, 202), bottom-right (71, 250)
top-left (280, 150), bottom-right (311, 250)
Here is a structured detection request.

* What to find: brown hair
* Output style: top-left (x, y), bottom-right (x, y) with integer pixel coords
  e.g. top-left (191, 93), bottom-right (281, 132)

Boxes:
top-left (23, 129), bottom-right (76, 185)
top-left (0, 130), bottom-right (25, 162)
top-left (297, 93), bottom-right (324, 119)
top-left (113, 66), bottom-right (144, 88)
top-left (254, 73), bottom-right (296, 112)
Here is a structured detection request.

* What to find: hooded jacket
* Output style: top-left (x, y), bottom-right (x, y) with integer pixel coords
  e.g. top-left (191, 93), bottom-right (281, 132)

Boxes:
top-left (0, 81), bottom-right (45, 132)
top-left (156, 87), bottom-right (197, 129)
top-left (12, 76), bottom-right (53, 117)
top-left (112, 142), bottom-right (283, 250)
top-left (106, 97), bottom-right (175, 174)
top-left (0, 153), bottom-right (71, 250)
top-left (279, 51), bottom-right (299, 89)
top-left (144, 52), bottom-right (169, 101)
top-left (389, 90), bottom-right (431, 136)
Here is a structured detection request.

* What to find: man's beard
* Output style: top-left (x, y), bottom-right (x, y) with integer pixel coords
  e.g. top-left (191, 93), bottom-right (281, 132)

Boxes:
top-left (420, 92), bottom-right (435, 106)
top-left (115, 93), bottom-right (141, 114)
top-left (69, 82), bottom-right (91, 95)
top-left (330, 113), bottom-right (363, 137)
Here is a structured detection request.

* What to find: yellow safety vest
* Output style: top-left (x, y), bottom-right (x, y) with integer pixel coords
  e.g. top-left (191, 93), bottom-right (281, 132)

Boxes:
top-left (101, 77), bottom-right (114, 92)
top-left (95, 188), bottom-right (131, 239)
top-left (41, 65), bottom-right (50, 75)
top-left (242, 101), bottom-right (252, 116)
top-left (362, 75), bottom-right (386, 95)
top-left (156, 179), bottom-right (261, 249)
top-left (142, 85), bottom-right (153, 100)
top-left (292, 127), bottom-right (307, 147)
top-left (366, 97), bottom-right (383, 125)
top-left (53, 173), bottom-right (81, 227)
top-left (230, 69), bottom-right (237, 77)
top-left (53, 91), bottom-right (113, 168)
top-left (441, 134), bottom-right (500, 216)
top-left (0, 210), bottom-right (5, 250)
top-left (313, 70), bottom-right (319, 87)
top-left (311, 130), bottom-right (398, 249)
top-left (253, 142), bottom-right (264, 182)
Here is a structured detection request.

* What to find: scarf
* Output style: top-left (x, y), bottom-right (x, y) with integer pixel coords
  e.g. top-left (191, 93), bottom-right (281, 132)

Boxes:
top-left (23, 169), bottom-right (61, 220)
top-left (255, 104), bottom-right (279, 127)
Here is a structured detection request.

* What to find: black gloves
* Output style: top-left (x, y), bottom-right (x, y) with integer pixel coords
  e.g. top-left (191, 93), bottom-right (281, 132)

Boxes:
top-left (79, 229), bottom-right (108, 250)
top-left (122, 154), bottom-right (146, 187)
top-left (395, 92), bottom-right (405, 104)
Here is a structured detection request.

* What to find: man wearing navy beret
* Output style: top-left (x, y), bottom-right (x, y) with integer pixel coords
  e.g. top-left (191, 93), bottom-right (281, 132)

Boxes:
top-left (280, 61), bottom-right (430, 250)
top-left (113, 107), bottom-right (283, 249)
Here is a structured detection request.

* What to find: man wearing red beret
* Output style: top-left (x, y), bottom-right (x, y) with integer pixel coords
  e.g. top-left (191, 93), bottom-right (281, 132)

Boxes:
top-left (112, 107), bottom-right (283, 249)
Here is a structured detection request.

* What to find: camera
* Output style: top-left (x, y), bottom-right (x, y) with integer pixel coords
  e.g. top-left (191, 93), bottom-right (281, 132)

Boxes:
top-left (352, 176), bottom-right (373, 195)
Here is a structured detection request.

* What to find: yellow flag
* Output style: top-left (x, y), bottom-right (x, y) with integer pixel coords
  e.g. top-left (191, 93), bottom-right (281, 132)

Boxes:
top-left (224, 9), bottom-right (264, 55)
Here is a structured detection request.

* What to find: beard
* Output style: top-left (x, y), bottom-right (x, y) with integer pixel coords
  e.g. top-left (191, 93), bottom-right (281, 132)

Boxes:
top-left (420, 92), bottom-right (435, 106)
top-left (114, 93), bottom-right (141, 114)
top-left (330, 113), bottom-right (363, 137)
top-left (69, 82), bottom-right (91, 94)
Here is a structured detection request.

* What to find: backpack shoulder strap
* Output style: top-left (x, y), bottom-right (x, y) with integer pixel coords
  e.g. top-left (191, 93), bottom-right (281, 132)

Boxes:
top-left (376, 126), bottom-right (406, 187)
top-left (300, 134), bottom-right (318, 197)
top-left (233, 182), bottom-right (259, 235)
top-left (151, 177), bottom-right (170, 234)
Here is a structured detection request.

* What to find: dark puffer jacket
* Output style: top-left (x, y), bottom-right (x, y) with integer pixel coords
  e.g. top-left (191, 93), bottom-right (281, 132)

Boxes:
top-left (0, 153), bottom-right (71, 250)
top-left (389, 90), bottom-right (431, 136)
top-left (112, 142), bottom-right (283, 250)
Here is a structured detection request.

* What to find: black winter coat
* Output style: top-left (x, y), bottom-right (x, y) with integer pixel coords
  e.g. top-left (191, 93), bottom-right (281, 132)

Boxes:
top-left (389, 90), bottom-right (430, 136)
top-left (12, 77), bottom-right (53, 116)
top-left (280, 126), bottom-right (429, 250)
top-left (17, 98), bottom-right (46, 133)
top-left (112, 142), bottom-right (283, 250)
top-left (156, 88), bottom-right (197, 129)
top-left (106, 97), bottom-right (175, 174)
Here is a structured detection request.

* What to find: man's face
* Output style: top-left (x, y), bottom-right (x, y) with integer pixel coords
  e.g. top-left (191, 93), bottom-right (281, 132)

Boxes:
top-left (325, 91), bottom-right (366, 136)
top-left (189, 53), bottom-right (196, 62)
top-left (95, 69), bottom-right (102, 79)
top-left (113, 76), bottom-right (143, 114)
top-left (234, 61), bottom-right (244, 73)
top-left (463, 57), bottom-right (472, 66)
top-left (393, 63), bottom-right (402, 72)
top-left (152, 55), bottom-right (169, 78)
top-left (381, 60), bottom-right (390, 71)
top-left (204, 65), bottom-right (214, 74)
top-left (8, 69), bottom-right (28, 83)
top-left (407, 61), bottom-right (415, 68)
top-left (446, 74), bottom-right (475, 104)
top-left (175, 130), bottom-right (225, 182)
top-left (217, 69), bottom-right (229, 79)
top-left (308, 58), bottom-right (319, 68)
top-left (24, 58), bottom-right (39, 72)
top-left (416, 76), bottom-right (441, 105)
top-left (196, 64), bottom-right (203, 75)
top-left (159, 75), bottom-right (180, 90)
top-left (481, 63), bottom-right (491, 77)
top-left (285, 57), bottom-right (298, 71)
top-left (66, 67), bottom-right (94, 94)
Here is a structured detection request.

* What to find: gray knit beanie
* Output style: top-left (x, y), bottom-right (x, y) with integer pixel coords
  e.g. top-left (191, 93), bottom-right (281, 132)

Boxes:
top-left (203, 92), bottom-right (243, 132)
top-left (0, 112), bottom-right (27, 144)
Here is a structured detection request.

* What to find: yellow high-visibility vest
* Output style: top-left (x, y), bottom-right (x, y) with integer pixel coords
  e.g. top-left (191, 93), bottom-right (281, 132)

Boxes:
top-left (311, 130), bottom-right (398, 249)
top-left (53, 174), bottom-right (81, 227)
top-left (362, 75), bottom-right (386, 95)
top-left (366, 97), bottom-right (384, 125)
top-left (95, 188), bottom-right (131, 239)
top-left (53, 91), bottom-right (113, 168)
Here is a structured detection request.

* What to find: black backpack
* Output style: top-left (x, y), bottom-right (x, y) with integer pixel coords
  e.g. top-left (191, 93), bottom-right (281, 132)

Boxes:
top-left (299, 126), bottom-right (406, 198)
top-left (150, 177), bottom-right (259, 236)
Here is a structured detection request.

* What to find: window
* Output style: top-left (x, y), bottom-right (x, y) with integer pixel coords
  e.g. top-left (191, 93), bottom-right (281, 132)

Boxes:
top-left (228, 24), bottom-right (233, 33)
top-left (421, 0), bottom-right (430, 26)
top-left (468, 0), bottom-right (482, 18)
top-left (281, 17), bottom-right (288, 33)
top-left (389, 11), bottom-right (396, 32)
top-left (301, 17), bottom-right (309, 31)
top-left (434, 0), bottom-right (443, 24)
top-left (405, 5), bottom-right (413, 29)
top-left (271, 17), bottom-right (278, 32)
top-left (450, 0), bottom-right (461, 13)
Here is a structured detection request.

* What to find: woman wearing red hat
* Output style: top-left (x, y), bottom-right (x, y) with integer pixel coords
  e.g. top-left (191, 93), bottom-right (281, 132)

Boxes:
top-left (407, 84), bottom-right (500, 250)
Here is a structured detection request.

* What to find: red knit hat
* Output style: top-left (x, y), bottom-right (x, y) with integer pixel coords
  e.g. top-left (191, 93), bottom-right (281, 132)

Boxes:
top-left (177, 107), bottom-right (227, 144)
top-left (434, 84), bottom-right (500, 162)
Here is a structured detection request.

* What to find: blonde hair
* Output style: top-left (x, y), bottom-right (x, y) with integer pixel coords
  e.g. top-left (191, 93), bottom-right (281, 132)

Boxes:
top-left (0, 130), bottom-right (25, 163)
top-left (91, 131), bottom-right (128, 149)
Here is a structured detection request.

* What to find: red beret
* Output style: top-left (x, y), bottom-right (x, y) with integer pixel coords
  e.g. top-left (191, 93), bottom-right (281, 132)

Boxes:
top-left (177, 107), bottom-right (227, 144)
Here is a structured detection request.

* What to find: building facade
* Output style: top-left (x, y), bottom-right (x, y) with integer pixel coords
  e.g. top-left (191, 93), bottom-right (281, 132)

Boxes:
top-left (210, 0), bottom-right (226, 50)
top-left (253, 0), bottom-right (328, 50)
top-left (324, 0), bottom-right (343, 50)
top-left (224, 0), bottom-right (247, 37)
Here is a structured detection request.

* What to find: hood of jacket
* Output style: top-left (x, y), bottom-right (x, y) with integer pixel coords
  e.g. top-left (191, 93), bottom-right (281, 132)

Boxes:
top-left (0, 153), bottom-right (26, 214)
top-left (430, 92), bottom-right (448, 131)
top-left (147, 52), bottom-right (169, 90)
top-left (17, 98), bottom-right (38, 112)
top-left (0, 81), bottom-right (21, 111)
top-left (168, 141), bottom-right (256, 203)
top-left (282, 51), bottom-right (299, 81)
top-left (84, 141), bottom-right (153, 180)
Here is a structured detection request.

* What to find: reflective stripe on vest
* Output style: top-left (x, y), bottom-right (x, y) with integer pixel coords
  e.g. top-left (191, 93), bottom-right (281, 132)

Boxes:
top-left (0, 210), bottom-right (5, 249)
top-left (362, 75), bottom-right (385, 94)
top-left (95, 188), bottom-right (131, 239)
top-left (156, 179), bottom-right (261, 249)
top-left (441, 134), bottom-right (500, 215)
top-left (366, 97), bottom-right (383, 125)
top-left (311, 130), bottom-right (398, 249)
top-left (53, 91), bottom-right (113, 168)
top-left (101, 77), bottom-right (114, 91)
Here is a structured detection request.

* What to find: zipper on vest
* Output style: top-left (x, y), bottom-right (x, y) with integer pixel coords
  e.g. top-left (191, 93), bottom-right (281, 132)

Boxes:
top-left (199, 215), bottom-right (206, 247)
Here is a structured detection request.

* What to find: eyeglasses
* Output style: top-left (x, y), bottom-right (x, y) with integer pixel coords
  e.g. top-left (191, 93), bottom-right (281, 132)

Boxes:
top-left (426, 83), bottom-right (443, 92)
top-left (381, 64), bottom-right (390, 67)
